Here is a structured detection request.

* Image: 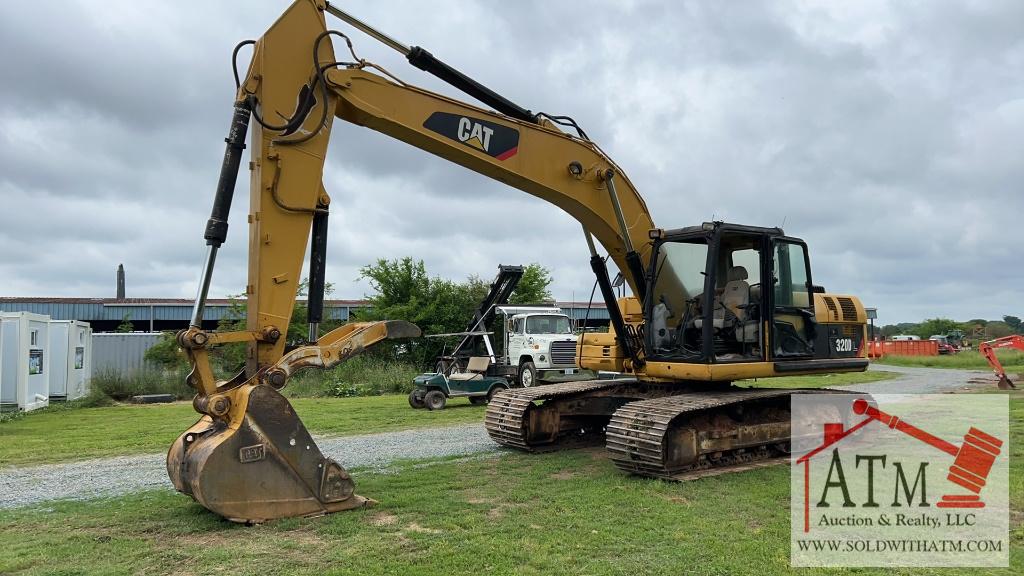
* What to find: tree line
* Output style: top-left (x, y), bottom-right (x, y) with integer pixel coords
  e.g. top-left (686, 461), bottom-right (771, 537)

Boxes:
top-left (877, 315), bottom-right (1022, 342)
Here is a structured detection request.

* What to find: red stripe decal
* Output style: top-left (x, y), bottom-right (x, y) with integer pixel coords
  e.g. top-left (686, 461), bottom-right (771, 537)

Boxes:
top-left (495, 146), bottom-right (518, 161)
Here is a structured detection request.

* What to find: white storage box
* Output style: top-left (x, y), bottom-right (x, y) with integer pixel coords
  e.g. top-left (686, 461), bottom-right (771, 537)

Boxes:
top-left (48, 320), bottom-right (92, 401)
top-left (1, 312), bottom-right (51, 411)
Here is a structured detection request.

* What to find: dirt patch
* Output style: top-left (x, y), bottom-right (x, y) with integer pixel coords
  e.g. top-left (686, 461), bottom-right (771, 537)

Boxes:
top-left (367, 512), bottom-right (399, 527)
top-left (549, 470), bottom-right (576, 480)
top-left (486, 508), bottom-right (503, 520)
top-left (406, 523), bottom-right (442, 534)
top-left (662, 495), bottom-right (691, 506)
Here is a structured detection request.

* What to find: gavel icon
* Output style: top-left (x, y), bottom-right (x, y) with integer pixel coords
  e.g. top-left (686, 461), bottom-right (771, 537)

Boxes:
top-left (852, 398), bottom-right (1003, 508)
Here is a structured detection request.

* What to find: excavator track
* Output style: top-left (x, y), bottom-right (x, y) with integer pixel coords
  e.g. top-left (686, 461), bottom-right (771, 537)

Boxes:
top-left (606, 389), bottom-right (832, 480)
top-left (485, 379), bottom-right (655, 451)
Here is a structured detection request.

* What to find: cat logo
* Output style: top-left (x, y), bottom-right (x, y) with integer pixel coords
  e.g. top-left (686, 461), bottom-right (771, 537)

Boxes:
top-left (457, 117), bottom-right (494, 152)
top-left (423, 112), bottom-right (519, 161)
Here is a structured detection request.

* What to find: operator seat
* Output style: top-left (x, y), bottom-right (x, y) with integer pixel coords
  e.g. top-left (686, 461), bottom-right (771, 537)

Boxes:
top-left (722, 266), bottom-right (759, 343)
top-left (694, 266), bottom-right (750, 330)
top-left (721, 266), bottom-right (750, 320)
top-left (448, 356), bottom-right (490, 381)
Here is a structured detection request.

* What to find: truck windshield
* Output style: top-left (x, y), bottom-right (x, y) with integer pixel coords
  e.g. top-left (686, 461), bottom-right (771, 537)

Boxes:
top-left (525, 315), bottom-right (572, 335)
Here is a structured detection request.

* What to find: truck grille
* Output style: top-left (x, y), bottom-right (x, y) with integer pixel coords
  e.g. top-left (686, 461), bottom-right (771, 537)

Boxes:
top-left (550, 340), bottom-right (578, 367)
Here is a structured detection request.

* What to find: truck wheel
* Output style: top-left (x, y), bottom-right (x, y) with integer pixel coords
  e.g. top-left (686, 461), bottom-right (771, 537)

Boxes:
top-left (424, 390), bottom-right (447, 411)
top-left (487, 384), bottom-right (509, 403)
top-left (518, 361), bottom-right (537, 388)
top-left (408, 390), bottom-right (426, 409)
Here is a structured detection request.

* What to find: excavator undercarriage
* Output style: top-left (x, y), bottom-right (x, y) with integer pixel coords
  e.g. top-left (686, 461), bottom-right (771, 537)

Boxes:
top-left (486, 381), bottom-right (834, 480)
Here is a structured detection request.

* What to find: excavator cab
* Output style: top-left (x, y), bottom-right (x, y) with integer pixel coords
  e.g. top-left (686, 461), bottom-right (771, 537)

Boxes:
top-left (646, 222), bottom-right (819, 364)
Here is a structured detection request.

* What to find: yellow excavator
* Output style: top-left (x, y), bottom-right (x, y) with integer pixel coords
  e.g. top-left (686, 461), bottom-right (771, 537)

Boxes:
top-left (169, 0), bottom-right (868, 523)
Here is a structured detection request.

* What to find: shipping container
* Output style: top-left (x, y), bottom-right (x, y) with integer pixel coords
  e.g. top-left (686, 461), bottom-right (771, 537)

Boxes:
top-left (1, 312), bottom-right (51, 411)
top-left (48, 320), bottom-right (93, 401)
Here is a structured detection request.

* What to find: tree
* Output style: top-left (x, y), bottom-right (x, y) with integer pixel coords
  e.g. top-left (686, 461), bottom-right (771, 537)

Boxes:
top-left (881, 323), bottom-right (919, 338)
top-left (914, 318), bottom-right (962, 339)
top-left (357, 258), bottom-right (505, 366)
top-left (984, 321), bottom-right (1014, 339)
top-left (1003, 315), bottom-right (1022, 334)
top-left (359, 257), bottom-right (429, 309)
top-left (509, 263), bottom-right (554, 305)
top-left (116, 313), bottom-right (134, 333)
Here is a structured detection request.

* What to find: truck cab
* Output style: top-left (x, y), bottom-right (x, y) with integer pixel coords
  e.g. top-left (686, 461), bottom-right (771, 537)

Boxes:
top-left (498, 306), bottom-right (580, 387)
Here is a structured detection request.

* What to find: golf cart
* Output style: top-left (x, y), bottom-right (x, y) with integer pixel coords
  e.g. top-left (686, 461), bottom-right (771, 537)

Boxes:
top-left (409, 354), bottom-right (510, 410)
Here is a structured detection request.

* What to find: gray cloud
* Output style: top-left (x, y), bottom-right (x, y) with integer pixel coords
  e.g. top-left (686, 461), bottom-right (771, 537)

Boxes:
top-left (0, 0), bottom-right (1021, 325)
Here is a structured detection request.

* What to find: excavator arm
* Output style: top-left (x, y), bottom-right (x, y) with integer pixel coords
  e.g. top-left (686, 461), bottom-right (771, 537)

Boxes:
top-left (978, 335), bottom-right (1022, 389)
top-left (170, 0), bottom-right (656, 523)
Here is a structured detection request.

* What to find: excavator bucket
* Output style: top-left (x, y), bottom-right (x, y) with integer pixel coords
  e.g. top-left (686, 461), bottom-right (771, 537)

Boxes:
top-left (167, 320), bottom-right (420, 523)
top-left (997, 375), bottom-right (1016, 390)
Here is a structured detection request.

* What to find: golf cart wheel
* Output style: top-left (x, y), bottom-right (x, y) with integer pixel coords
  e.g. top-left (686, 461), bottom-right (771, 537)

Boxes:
top-left (424, 390), bottom-right (447, 411)
top-left (518, 361), bottom-right (537, 388)
top-left (487, 384), bottom-right (509, 403)
top-left (468, 396), bottom-right (488, 406)
top-left (408, 390), bottom-right (426, 409)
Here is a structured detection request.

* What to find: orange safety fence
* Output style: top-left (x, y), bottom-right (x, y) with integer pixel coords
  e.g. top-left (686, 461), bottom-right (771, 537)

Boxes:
top-left (866, 340), bottom-right (939, 358)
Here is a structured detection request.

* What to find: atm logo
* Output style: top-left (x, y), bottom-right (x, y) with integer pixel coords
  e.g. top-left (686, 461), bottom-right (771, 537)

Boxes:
top-left (423, 112), bottom-right (519, 160)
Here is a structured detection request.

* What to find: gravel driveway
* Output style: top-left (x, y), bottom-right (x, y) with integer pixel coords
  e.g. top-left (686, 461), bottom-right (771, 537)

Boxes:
top-left (0, 364), bottom-right (994, 510)
top-left (0, 423), bottom-right (497, 510)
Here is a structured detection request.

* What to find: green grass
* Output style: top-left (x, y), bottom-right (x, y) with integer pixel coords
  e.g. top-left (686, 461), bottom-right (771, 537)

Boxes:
top-left (0, 395), bottom-right (1020, 576)
top-left (0, 395), bottom-right (486, 468)
top-left (876, 350), bottom-right (1024, 375)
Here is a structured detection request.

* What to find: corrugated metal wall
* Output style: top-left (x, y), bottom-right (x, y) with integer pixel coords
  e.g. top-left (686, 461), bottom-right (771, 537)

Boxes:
top-left (91, 333), bottom-right (163, 374)
top-left (0, 302), bottom-right (354, 322)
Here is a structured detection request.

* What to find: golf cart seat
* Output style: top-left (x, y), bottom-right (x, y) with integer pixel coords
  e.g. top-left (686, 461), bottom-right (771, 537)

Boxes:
top-left (448, 356), bottom-right (490, 381)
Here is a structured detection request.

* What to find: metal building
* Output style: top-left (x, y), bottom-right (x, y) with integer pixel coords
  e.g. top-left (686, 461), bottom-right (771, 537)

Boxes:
top-left (91, 332), bottom-right (164, 375)
top-left (0, 297), bottom-right (610, 331)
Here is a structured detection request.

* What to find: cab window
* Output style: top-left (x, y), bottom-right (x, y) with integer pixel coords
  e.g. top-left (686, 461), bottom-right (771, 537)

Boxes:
top-left (512, 318), bottom-right (525, 334)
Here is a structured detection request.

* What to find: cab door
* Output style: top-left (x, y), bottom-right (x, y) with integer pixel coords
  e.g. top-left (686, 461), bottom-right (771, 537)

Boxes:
top-left (769, 239), bottom-right (816, 359)
top-left (506, 317), bottom-right (526, 362)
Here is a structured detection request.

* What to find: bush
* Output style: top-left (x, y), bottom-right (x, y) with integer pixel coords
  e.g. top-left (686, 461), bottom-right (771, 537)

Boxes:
top-left (285, 356), bottom-right (423, 398)
top-left (88, 368), bottom-right (193, 401)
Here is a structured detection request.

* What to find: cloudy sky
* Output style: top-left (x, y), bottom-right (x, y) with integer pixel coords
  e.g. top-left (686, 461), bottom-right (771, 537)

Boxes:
top-left (1, 1), bottom-right (1021, 324)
